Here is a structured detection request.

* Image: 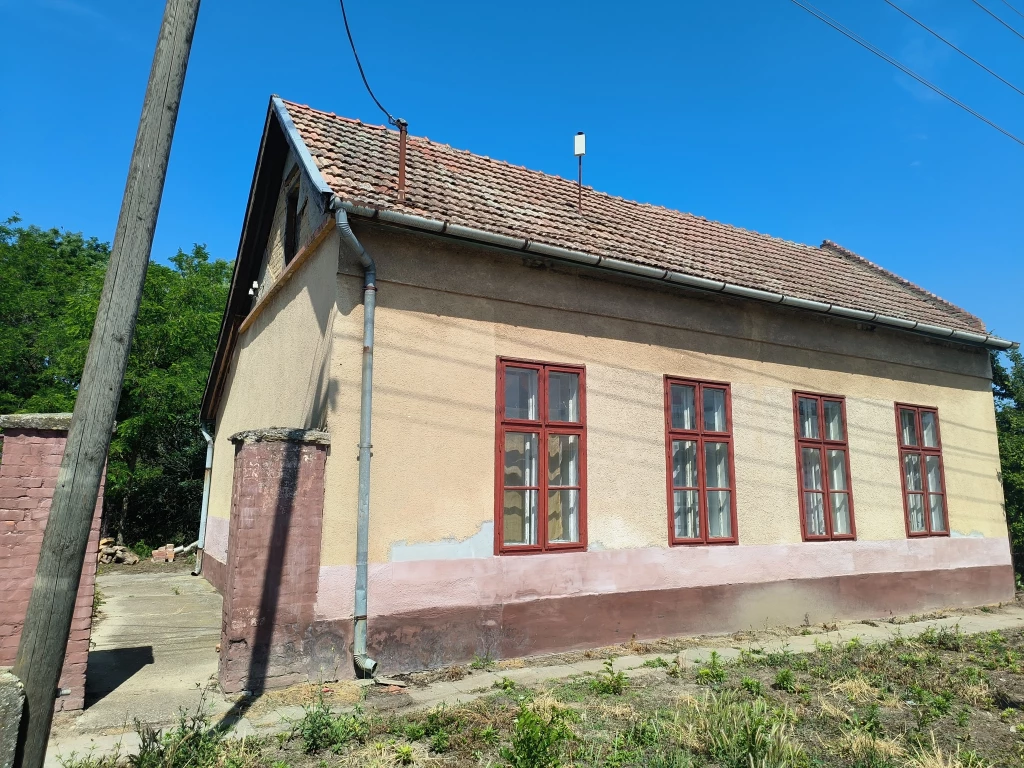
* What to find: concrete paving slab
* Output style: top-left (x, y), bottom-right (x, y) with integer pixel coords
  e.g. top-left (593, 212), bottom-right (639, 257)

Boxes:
top-left (47, 570), bottom-right (223, 766)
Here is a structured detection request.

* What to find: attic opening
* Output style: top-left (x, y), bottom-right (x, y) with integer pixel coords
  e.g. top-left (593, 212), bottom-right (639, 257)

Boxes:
top-left (284, 181), bottom-right (300, 265)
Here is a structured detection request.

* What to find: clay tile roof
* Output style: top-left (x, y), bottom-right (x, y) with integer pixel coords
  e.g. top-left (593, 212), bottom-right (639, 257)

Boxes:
top-left (283, 99), bottom-right (986, 334)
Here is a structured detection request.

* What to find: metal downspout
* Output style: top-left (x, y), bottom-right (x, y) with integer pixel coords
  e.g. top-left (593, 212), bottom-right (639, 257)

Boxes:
top-left (191, 427), bottom-right (214, 576)
top-left (333, 199), bottom-right (379, 678)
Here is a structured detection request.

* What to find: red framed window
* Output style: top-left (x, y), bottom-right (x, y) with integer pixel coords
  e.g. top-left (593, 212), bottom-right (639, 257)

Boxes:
top-left (495, 359), bottom-right (586, 554)
top-left (896, 404), bottom-right (948, 537)
top-left (793, 392), bottom-right (856, 541)
top-left (664, 378), bottom-right (737, 544)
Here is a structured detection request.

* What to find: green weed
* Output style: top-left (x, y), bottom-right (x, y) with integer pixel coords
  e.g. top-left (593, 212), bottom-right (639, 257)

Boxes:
top-left (589, 658), bottom-right (628, 695)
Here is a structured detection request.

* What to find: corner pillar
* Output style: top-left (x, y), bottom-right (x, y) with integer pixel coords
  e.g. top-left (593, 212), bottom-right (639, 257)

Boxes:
top-left (219, 428), bottom-right (329, 694)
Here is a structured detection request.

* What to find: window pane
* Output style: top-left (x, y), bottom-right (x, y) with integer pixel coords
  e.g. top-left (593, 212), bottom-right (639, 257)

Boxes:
top-left (505, 367), bottom-right (538, 420)
top-left (670, 384), bottom-right (696, 430)
top-left (707, 491), bottom-right (732, 538)
top-left (548, 434), bottom-right (579, 487)
top-left (900, 409), bottom-right (918, 447)
top-left (831, 493), bottom-right (851, 535)
top-left (703, 388), bottom-right (727, 432)
top-left (805, 492), bottom-right (826, 536)
top-left (826, 449), bottom-right (847, 491)
top-left (548, 489), bottom-right (579, 543)
top-left (925, 455), bottom-right (942, 494)
top-left (801, 447), bottom-right (823, 490)
top-left (824, 401), bottom-right (844, 441)
top-left (548, 371), bottom-right (580, 422)
top-left (907, 494), bottom-right (925, 532)
top-left (672, 440), bottom-right (698, 488)
top-left (705, 442), bottom-right (730, 489)
top-left (673, 490), bottom-right (700, 539)
top-left (798, 397), bottom-right (820, 439)
top-left (504, 432), bottom-right (539, 487)
top-left (921, 411), bottom-right (938, 448)
top-left (929, 495), bottom-right (946, 532)
top-left (503, 489), bottom-right (537, 545)
top-left (903, 454), bottom-right (922, 492)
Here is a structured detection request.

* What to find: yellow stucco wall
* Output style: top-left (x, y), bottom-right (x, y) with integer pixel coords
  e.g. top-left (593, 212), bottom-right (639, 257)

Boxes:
top-left (317, 223), bottom-right (1005, 567)
top-left (207, 230), bottom-right (341, 531)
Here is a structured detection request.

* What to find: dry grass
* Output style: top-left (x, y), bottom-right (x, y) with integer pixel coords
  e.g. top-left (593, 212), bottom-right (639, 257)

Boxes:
top-left (837, 730), bottom-right (907, 761)
top-left (908, 736), bottom-right (994, 768)
top-left (829, 675), bottom-right (879, 703)
top-left (242, 681), bottom-right (363, 719)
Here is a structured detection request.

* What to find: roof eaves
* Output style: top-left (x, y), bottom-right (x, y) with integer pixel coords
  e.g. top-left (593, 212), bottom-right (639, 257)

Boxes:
top-left (820, 240), bottom-right (985, 332)
top-left (332, 198), bottom-right (1018, 351)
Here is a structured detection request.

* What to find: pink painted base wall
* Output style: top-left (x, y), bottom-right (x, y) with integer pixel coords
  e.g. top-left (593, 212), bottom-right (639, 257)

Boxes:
top-left (315, 536), bottom-right (1012, 621)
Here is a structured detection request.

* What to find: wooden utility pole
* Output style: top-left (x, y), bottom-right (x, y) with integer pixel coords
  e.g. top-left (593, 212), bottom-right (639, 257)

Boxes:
top-left (13, 1), bottom-right (201, 766)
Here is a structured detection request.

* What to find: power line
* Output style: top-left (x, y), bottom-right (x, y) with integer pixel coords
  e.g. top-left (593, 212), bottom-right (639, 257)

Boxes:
top-left (882, 0), bottom-right (1024, 98)
top-left (788, 0), bottom-right (1024, 148)
top-left (339, 0), bottom-right (399, 127)
top-left (972, 0), bottom-right (1024, 43)
top-left (997, 0), bottom-right (1024, 21)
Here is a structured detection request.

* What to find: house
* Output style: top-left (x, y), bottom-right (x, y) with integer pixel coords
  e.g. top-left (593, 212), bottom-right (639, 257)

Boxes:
top-left (199, 96), bottom-right (1017, 692)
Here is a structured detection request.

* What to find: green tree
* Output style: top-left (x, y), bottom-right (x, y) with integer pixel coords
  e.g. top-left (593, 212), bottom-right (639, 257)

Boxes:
top-left (0, 216), bottom-right (109, 413)
top-left (994, 349), bottom-right (1024, 561)
top-left (1, 216), bottom-right (231, 545)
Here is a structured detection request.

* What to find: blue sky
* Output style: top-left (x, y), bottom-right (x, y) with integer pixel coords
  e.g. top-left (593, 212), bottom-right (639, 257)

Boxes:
top-left (1, 0), bottom-right (1022, 343)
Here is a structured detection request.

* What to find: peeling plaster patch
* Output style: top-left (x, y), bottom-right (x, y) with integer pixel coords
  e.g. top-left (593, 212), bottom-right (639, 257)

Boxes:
top-left (587, 540), bottom-right (607, 551)
top-left (952, 530), bottom-right (985, 538)
top-left (390, 521), bottom-right (494, 562)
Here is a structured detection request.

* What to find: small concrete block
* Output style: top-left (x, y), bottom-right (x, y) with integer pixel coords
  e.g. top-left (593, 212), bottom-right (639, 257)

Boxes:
top-left (452, 673), bottom-right (497, 693)
top-left (0, 672), bottom-right (25, 768)
top-left (227, 718), bottom-right (257, 739)
top-left (684, 647), bottom-right (741, 664)
top-left (567, 659), bottom-right (609, 675)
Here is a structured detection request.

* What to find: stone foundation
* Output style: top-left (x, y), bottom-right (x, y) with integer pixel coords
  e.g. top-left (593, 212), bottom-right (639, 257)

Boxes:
top-left (0, 415), bottom-right (104, 712)
top-left (218, 428), bottom-right (329, 694)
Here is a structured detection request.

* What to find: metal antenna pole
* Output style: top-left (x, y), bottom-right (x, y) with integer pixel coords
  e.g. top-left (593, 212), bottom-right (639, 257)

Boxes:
top-left (12, 2), bottom-right (200, 766)
top-left (578, 155), bottom-right (582, 213)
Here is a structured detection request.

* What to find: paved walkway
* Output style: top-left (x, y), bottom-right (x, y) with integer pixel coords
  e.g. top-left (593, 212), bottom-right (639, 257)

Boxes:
top-left (45, 571), bottom-right (1024, 766)
top-left (47, 569), bottom-right (226, 766)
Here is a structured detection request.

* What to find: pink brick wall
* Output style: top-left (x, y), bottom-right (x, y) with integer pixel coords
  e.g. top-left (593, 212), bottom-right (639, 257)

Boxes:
top-left (219, 434), bottom-right (326, 694)
top-left (0, 427), bottom-right (103, 712)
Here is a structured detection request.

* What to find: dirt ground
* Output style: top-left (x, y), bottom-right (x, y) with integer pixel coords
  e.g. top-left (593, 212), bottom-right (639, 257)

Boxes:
top-left (253, 621), bottom-right (1024, 767)
top-left (57, 597), bottom-right (1024, 768)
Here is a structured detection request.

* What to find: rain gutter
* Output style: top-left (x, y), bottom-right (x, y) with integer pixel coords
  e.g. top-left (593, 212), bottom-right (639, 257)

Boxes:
top-left (330, 200), bottom-right (1017, 351)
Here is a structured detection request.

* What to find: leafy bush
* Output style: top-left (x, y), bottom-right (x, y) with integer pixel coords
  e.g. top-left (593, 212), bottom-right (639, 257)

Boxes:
top-left (429, 729), bottom-right (450, 753)
top-left (132, 541), bottom-right (154, 560)
top-left (589, 658), bottom-right (627, 695)
top-left (773, 668), bottom-right (797, 693)
top-left (470, 652), bottom-right (495, 670)
top-left (741, 676), bottom-right (764, 696)
top-left (695, 651), bottom-right (727, 686)
top-left (294, 696), bottom-right (365, 754)
top-left (500, 705), bottom-right (573, 768)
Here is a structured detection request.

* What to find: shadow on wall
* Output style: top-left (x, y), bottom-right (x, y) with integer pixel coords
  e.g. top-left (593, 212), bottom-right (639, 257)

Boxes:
top-left (85, 646), bottom-right (154, 708)
top-left (217, 437), bottom-right (339, 730)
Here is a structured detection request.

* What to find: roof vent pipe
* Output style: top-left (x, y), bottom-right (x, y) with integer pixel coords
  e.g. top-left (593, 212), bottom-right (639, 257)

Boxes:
top-left (332, 197), bottom-right (379, 679)
top-left (396, 119), bottom-right (408, 203)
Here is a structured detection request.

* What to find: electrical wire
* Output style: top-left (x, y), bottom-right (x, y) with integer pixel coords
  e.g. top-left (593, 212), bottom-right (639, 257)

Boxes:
top-left (788, 0), bottom-right (1024, 148)
top-left (997, 0), bottom-right (1024, 21)
top-left (972, 0), bottom-right (1024, 43)
top-left (339, 0), bottom-right (399, 127)
top-left (882, 0), bottom-right (1024, 98)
